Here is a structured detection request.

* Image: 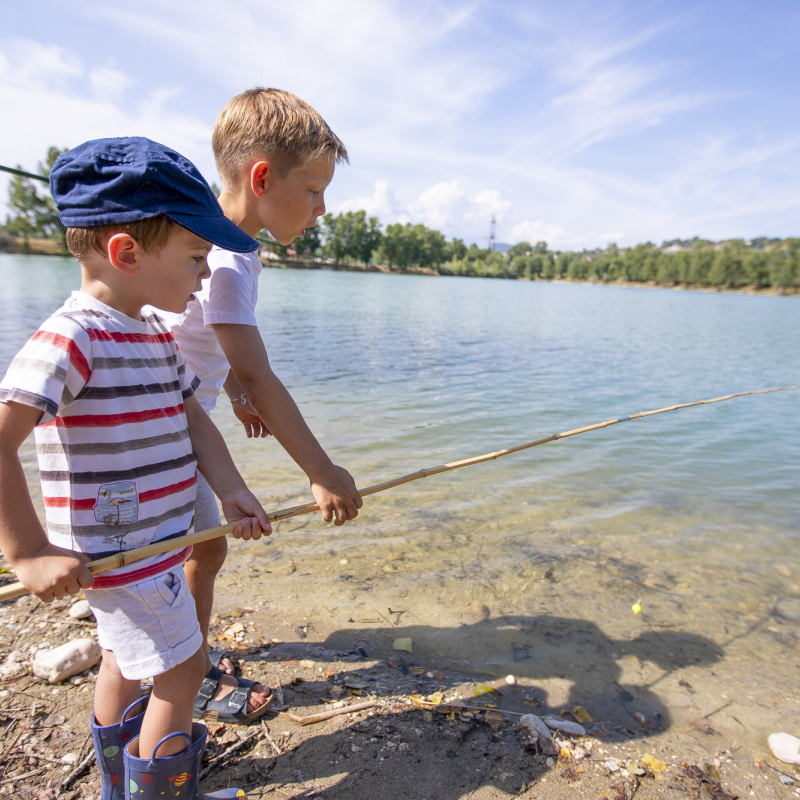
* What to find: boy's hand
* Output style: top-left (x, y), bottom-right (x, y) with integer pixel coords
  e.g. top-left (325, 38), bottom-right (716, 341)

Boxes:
top-left (232, 397), bottom-right (271, 439)
top-left (12, 544), bottom-right (93, 603)
top-left (220, 488), bottom-right (272, 540)
top-left (310, 465), bottom-right (362, 526)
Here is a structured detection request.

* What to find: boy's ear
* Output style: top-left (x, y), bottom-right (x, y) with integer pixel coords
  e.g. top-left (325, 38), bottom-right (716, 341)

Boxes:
top-left (249, 161), bottom-right (273, 198)
top-left (106, 233), bottom-right (141, 276)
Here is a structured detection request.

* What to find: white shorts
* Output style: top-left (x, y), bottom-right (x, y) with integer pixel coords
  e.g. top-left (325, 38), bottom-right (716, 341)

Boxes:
top-left (86, 567), bottom-right (203, 681)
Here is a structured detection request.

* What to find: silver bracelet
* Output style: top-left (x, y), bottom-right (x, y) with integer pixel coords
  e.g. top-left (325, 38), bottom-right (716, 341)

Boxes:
top-left (230, 393), bottom-right (248, 405)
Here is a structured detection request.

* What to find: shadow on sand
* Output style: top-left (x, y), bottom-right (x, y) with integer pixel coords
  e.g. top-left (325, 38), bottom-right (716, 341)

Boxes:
top-left (205, 615), bottom-right (723, 799)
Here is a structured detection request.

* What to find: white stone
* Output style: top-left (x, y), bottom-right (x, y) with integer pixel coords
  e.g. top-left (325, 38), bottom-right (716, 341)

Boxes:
top-left (505, 675), bottom-right (516, 686)
top-left (542, 716), bottom-right (587, 736)
top-left (68, 600), bottom-right (93, 620)
top-left (0, 651), bottom-right (27, 680)
top-left (60, 752), bottom-right (78, 764)
top-left (769, 733), bottom-right (800, 766)
top-left (605, 760), bottom-right (620, 772)
top-left (32, 639), bottom-right (101, 684)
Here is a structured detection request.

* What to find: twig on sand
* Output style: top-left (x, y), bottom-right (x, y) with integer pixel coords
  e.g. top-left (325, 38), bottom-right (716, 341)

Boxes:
top-left (0, 766), bottom-right (45, 785)
top-left (280, 700), bottom-right (378, 726)
top-left (261, 719), bottom-right (282, 755)
top-left (198, 729), bottom-right (260, 780)
top-left (59, 750), bottom-right (96, 790)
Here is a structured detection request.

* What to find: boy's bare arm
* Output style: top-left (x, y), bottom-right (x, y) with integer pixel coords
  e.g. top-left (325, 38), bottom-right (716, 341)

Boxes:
top-left (183, 394), bottom-right (271, 539)
top-left (0, 402), bottom-right (93, 602)
top-left (212, 323), bottom-right (362, 526)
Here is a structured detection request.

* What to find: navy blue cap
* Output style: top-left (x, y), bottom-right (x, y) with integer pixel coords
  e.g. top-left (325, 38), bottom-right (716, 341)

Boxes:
top-left (50, 137), bottom-right (258, 253)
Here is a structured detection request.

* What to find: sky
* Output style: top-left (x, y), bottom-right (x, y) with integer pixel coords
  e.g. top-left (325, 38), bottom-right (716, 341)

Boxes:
top-left (1, 0), bottom-right (799, 250)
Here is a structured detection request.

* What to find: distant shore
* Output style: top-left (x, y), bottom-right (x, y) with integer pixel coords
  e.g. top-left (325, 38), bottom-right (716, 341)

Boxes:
top-left (262, 255), bottom-right (798, 297)
top-left (1, 242), bottom-right (794, 297)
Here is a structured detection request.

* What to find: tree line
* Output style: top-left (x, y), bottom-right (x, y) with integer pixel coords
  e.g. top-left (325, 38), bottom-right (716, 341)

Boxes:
top-left (279, 212), bottom-right (799, 291)
top-left (3, 147), bottom-right (798, 290)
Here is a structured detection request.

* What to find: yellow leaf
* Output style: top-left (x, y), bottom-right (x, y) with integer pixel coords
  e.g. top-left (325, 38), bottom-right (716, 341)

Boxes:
top-left (485, 710), bottom-right (502, 731)
top-left (567, 705), bottom-right (597, 724)
top-left (393, 638), bottom-right (413, 653)
top-left (641, 753), bottom-right (667, 774)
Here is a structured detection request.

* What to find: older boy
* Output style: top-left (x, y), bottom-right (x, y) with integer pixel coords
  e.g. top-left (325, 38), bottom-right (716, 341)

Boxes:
top-left (0, 137), bottom-right (268, 799)
top-left (159, 88), bottom-right (362, 722)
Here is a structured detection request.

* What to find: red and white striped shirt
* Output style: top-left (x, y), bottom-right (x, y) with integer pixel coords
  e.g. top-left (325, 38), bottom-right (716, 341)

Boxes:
top-left (0, 292), bottom-right (199, 587)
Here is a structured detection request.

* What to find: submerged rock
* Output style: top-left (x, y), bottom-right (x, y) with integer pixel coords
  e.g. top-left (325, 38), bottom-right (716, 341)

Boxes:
top-left (32, 638), bottom-right (100, 684)
top-left (775, 599), bottom-right (800, 623)
top-left (768, 732), bottom-right (800, 765)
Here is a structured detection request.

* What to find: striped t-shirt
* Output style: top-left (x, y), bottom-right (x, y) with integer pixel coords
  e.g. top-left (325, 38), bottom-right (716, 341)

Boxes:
top-left (0, 292), bottom-right (200, 587)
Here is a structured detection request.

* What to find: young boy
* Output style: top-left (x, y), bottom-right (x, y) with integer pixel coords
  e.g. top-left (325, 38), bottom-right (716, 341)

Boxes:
top-left (0, 137), bottom-right (269, 799)
top-left (159, 88), bottom-right (363, 721)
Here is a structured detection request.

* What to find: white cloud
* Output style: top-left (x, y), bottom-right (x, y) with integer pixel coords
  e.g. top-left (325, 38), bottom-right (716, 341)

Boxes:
top-left (88, 66), bottom-right (135, 101)
top-left (509, 220), bottom-right (567, 247)
top-left (600, 231), bottom-right (625, 242)
top-left (338, 179), bottom-right (399, 218)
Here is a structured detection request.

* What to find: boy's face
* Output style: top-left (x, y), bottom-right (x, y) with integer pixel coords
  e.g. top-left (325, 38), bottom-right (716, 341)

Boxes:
top-left (139, 226), bottom-right (212, 313)
top-left (260, 155), bottom-right (334, 246)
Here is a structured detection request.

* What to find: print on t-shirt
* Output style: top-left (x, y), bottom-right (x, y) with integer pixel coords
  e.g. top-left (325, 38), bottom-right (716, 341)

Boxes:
top-left (94, 481), bottom-right (139, 528)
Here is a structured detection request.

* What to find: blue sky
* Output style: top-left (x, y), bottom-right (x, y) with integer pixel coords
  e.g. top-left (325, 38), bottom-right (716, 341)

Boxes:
top-left (1, 0), bottom-right (798, 249)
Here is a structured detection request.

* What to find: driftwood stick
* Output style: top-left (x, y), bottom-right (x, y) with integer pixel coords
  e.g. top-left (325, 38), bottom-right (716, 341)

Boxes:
top-left (59, 750), bottom-right (95, 790)
top-left (0, 386), bottom-right (796, 604)
top-left (198, 728), bottom-right (260, 780)
top-left (281, 700), bottom-right (378, 726)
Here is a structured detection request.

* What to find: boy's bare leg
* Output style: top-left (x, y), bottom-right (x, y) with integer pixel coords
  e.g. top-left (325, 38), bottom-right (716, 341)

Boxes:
top-left (185, 538), bottom-right (271, 712)
top-left (94, 649), bottom-right (142, 727)
top-left (138, 647), bottom-right (206, 758)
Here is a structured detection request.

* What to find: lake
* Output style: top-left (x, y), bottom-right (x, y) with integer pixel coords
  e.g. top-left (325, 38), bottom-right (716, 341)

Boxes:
top-left (1, 253), bottom-right (798, 747)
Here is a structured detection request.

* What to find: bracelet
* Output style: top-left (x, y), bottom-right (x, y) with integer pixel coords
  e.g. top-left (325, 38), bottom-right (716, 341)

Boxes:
top-left (230, 393), bottom-right (248, 405)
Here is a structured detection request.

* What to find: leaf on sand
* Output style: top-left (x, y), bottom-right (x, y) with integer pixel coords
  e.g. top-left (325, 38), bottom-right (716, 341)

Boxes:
top-left (473, 684), bottom-right (502, 698)
top-left (392, 638), bottom-right (413, 653)
top-left (641, 753), bottom-right (667, 774)
top-left (484, 710), bottom-right (503, 731)
top-left (753, 758), bottom-right (767, 771)
top-left (566, 705), bottom-right (597, 724)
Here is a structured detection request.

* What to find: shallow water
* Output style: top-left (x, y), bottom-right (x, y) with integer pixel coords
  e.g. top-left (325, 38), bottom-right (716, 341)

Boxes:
top-left (2, 254), bottom-right (799, 746)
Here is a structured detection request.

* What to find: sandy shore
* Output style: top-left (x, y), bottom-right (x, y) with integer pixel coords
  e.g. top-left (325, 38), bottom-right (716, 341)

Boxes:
top-left (1, 573), bottom-right (798, 800)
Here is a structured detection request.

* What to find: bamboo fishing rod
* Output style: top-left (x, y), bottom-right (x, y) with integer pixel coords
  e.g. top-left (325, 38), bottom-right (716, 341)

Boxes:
top-left (0, 386), bottom-right (796, 603)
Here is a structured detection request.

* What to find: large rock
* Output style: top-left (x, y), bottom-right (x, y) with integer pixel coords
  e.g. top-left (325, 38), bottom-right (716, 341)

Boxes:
top-left (769, 732), bottom-right (800, 765)
top-left (32, 639), bottom-right (101, 684)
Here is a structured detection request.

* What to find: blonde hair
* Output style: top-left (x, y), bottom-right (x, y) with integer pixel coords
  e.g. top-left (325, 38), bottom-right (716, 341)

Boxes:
top-left (212, 87), bottom-right (348, 188)
top-left (66, 216), bottom-right (179, 260)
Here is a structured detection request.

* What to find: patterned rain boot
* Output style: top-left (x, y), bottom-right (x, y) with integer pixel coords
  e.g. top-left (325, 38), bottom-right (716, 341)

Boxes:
top-left (124, 722), bottom-right (246, 799)
top-left (92, 689), bottom-right (152, 800)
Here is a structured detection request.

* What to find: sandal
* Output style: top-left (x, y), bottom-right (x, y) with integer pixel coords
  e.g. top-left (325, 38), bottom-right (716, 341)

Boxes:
top-left (209, 647), bottom-right (233, 671)
top-left (193, 665), bottom-right (273, 724)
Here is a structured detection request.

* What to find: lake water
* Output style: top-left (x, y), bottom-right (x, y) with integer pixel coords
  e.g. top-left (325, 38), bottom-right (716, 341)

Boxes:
top-left (1, 253), bottom-right (799, 747)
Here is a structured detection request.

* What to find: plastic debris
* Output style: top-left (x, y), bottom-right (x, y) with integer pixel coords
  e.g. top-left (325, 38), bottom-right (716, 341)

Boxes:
top-left (769, 732), bottom-right (800, 765)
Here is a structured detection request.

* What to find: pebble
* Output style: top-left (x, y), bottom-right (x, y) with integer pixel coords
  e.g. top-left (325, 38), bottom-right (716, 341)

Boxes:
top-left (0, 651), bottom-right (27, 680)
top-left (542, 716), bottom-right (587, 736)
top-left (32, 638), bottom-right (101, 684)
top-left (780, 775), bottom-right (795, 785)
top-left (60, 752), bottom-right (78, 764)
top-left (545, 757), bottom-right (554, 767)
top-left (769, 732), bottom-right (800, 765)
top-left (505, 675), bottom-right (516, 686)
top-left (339, 559), bottom-right (349, 566)
top-left (776, 599), bottom-right (800, 623)
top-left (68, 600), bottom-right (93, 619)
top-left (605, 760), bottom-right (620, 773)
top-left (518, 714), bottom-right (557, 755)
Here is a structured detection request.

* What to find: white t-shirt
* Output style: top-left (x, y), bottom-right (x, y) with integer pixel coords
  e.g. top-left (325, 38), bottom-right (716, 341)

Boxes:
top-left (158, 246), bottom-right (262, 413)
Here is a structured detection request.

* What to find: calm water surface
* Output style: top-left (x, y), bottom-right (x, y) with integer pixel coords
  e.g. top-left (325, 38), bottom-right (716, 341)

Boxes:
top-left (1, 254), bottom-right (798, 741)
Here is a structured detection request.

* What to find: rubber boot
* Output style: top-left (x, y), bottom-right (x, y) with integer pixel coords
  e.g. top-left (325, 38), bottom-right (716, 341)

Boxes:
top-left (92, 689), bottom-right (152, 800)
top-left (124, 722), bottom-right (245, 799)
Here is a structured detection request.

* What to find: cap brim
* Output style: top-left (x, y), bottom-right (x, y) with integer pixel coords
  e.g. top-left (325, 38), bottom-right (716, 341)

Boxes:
top-left (167, 212), bottom-right (259, 253)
